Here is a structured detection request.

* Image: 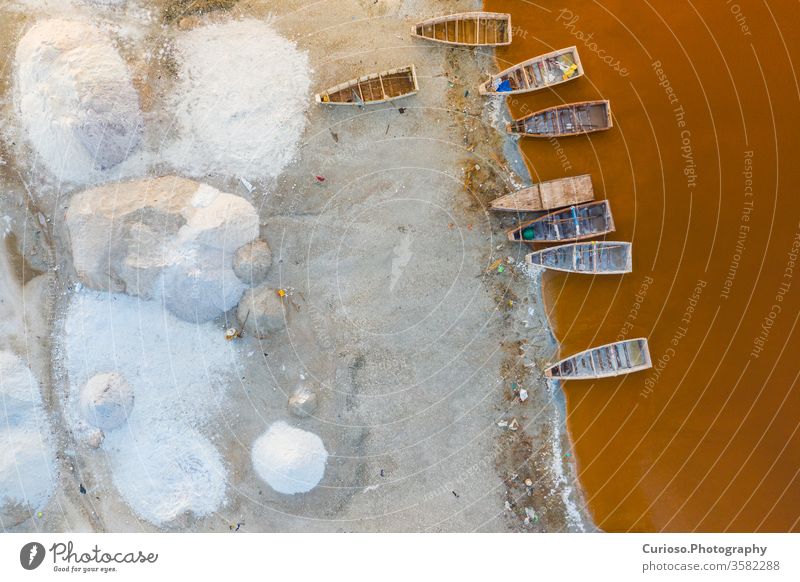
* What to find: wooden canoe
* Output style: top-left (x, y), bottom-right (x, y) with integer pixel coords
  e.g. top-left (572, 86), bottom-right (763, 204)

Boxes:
top-left (544, 338), bottom-right (652, 379)
top-left (411, 12), bottom-right (512, 46)
top-left (507, 100), bottom-right (612, 137)
top-left (316, 65), bottom-right (418, 106)
top-left (526, 241), bottom-right (632, 274)
top-left (507, 200), bottom-right (615, 243)
top-left (479, 47), bottom-right (584, 95)
top-left (491, 174), bottom-right (594, 212)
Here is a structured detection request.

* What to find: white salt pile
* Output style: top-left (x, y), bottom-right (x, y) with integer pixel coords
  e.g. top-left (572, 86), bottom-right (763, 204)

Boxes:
top-left (252, 422), bottom-right (327, 495)
top-left (14, 19), bottom-right (142, 184)
top-left (64, 291), bottom-right (239, 525)
top-left (166, 19), bottom-right (312, 180)
top-left (0, 352), bottom-right (56, 528)
top-left (65, 176), bottom-right (259, 322)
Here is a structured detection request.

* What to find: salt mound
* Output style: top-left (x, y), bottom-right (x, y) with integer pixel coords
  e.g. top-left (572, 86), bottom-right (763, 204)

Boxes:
top-left (64, 291), bottom-right (238, 525)
top-left (80, 373), bottom-right (134, 430)
top-left (167, 19), bottom-right (311, 179)
top-left (252, 422), bottom-right (327, 494)
top-left (0, 352), bottom-right (55, 527)
top-left (65, 176), bottom-right (259, 322)
top-left (14, 19), bottom-right (142, 183)
top-left (104, 427), bottom-right (226, 526)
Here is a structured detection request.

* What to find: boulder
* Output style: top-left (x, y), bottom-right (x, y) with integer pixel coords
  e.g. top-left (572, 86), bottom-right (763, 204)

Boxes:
top-left (233, 240), bottom-right (272, 286)
top-left (66, 176), bottom-right (259, 322)
top-left (80, 372), bottom-right (134, 430)
top-left (237, 285), bottom-right (286, 338)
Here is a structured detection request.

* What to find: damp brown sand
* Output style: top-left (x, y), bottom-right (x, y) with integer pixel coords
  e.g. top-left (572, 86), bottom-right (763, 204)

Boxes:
top-left (486, 0), bottom-right (800, 531)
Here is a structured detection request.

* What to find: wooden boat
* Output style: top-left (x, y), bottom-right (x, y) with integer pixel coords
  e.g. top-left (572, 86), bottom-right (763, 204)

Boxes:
top-left (507, 200), bottom-right (615, 243)
top-left (544, 338), bottom-right (652, 379)
top-left (526, 241), bottom-right (632, 274)
top-left (491, 174), bottom-right (594, 212)
top-left (411, 12), bottom-right (511, 46)
top-left (507, 100), bottom-right (612, 137)
top-left (479, 47), bottom-right (584, 95)
top-left (315, 65), bottom-right (418, 106)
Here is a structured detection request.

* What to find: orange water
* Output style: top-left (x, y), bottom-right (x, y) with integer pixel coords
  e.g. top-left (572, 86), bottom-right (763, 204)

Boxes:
top-left (485, 0), bottom-right (800, 531)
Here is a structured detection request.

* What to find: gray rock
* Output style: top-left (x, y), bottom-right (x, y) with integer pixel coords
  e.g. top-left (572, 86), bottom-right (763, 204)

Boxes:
top-left (237, 285), bottom-right (287, 339)
top-left (65, 176), bottom-right (259, 322)
top-left (288, 382), bottom-right (319, 418)
top-left (233, 240), bottom-right (272, 286)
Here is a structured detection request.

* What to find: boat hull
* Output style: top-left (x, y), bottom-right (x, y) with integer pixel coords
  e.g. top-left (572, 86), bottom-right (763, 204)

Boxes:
top-left (490, 174), bottom-right (594, 212)
top-left (316, 65), bottom-right (418, 106)
top-left (411, 12), bottom-right (512, 46)
top-left (507, 100), bottom-right (612, 137)
top-left (544, 338), bottom-right (652, 379)
top-left (526, 241), bottom-right (632, 274)
top-left (479, 46), bottom-right (584, 96)
top-left (507, 200), bottom-right (615, 243)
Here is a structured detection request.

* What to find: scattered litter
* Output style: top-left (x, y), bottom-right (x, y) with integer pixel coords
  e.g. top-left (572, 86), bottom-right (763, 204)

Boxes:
top-left (508, 418), bottom-right (520, 431)
top-left (524, 478), bottom-right (533, 487)
top-left (519, 389), bottom-right (528, 402)
top-left (497, 420), bottom-right (509, 429)
top-left (79, 484), bottom-right (86, 495)
top-left (239, 177), bottom-right (255, 193)
top-left (315, 175), bottom-right (326, 182)
top-left (524, 507), bottom-right (539, 524)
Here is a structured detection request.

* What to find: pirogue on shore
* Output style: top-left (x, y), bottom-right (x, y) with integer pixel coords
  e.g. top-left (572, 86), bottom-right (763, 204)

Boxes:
top-left (507, 100), bottom-right (612, 137)
top-left (544, 338), bottom-right (652, 379)
top-left (411, 12), bottom-right (512, 46)
top-left (526, 241), bottom-right (632, 274)
top-left (490, 174), bottom-right (595, 212)
top-left (315, 65), bottom-right (418, 106)
top-left (479, 46), bottom-right (583, 96)
top-left (507, 200), bottom-right (615, 243)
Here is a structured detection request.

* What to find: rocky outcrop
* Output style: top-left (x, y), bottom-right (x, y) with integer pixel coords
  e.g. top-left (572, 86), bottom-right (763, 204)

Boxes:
top-left (237, 284), bottom-right (287, 338)
top-left (66, 176), bottom-right (259, 322)
top-left (233, 239), bottom-right (272, 286)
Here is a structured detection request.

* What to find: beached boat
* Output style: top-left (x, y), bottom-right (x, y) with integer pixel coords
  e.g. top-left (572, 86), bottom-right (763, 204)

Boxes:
top-left (315, 65), bottom-right (418, 106)
top-left (479, 47), bottom-right (583, 95)
top-left (507, 200), bottom-right (615, 243)
top-left (526, 241), bottom-right (632, 274)
top-left (507, 100), bottom-right (612, 137)
top-left (544, 338), bottom-right (652, 379)
top-left (491, 174), bottom-right (594, 212)
top-left (411, 12), bottom-right (512, 46)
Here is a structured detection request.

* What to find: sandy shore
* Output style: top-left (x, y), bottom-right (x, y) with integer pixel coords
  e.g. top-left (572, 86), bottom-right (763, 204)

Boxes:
top-left (0, 0), bottom-right (591, 532)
